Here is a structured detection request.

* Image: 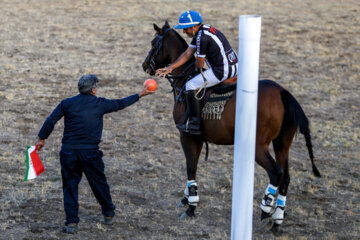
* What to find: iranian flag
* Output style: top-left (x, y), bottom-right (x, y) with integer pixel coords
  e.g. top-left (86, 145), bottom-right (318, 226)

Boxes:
top-left (24, 146), bottom-right (44, 181)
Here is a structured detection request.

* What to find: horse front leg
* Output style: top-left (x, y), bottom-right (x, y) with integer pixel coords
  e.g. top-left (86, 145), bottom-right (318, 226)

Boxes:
top-left (178, 132), bottom-right (203, 219)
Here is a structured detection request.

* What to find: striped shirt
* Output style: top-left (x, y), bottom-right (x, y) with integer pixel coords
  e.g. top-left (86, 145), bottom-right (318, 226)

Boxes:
top-left (190, 24), bottom-right (238, 81)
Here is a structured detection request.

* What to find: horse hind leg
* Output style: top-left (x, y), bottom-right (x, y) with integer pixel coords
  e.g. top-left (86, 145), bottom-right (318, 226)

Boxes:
top-left (272, 162), bottom-right (289, 228)
top-left (255, 146), bottom-right (283, 229)
top-left (270, 134), bottom-right (293, 233)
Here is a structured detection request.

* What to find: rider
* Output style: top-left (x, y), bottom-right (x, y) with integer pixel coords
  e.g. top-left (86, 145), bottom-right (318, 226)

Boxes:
top-left (156, 10), bottom-right (238, 135)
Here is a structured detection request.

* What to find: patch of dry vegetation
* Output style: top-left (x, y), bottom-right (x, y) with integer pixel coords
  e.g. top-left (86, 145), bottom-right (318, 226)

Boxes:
top-left (0, 0), bottom-right (359, 239)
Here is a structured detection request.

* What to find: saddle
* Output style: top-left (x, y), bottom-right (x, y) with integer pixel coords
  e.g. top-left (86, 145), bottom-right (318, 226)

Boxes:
top-left (177, 76), bottom-right (236, 127)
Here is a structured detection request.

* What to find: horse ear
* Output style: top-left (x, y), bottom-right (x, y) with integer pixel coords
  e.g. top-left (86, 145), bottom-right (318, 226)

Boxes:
top-left (165, 20), bottom-right (170, 28)
top-left (153, 24), bottom-right (162, 34)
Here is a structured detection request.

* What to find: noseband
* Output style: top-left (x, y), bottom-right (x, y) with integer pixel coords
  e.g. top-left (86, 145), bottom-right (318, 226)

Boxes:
top-left (145, 28), bottom-right (172, 73)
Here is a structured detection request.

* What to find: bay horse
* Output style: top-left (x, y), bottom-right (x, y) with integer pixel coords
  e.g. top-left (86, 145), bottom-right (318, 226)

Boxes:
top-left (142, 21), bottom-right (320, 231)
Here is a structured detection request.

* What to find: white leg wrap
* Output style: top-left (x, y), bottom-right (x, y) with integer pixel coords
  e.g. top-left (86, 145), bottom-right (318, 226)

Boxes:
top-left (260, 193), bottom-right (275, 213)
top-left (184, 180), bottom-right (199, 206)
top-left (188, 195), bottom-right (199, 205)
top-left (260, 184), bottom-right (278, 213)
top-left (272, 194), bottom-right (286, 224)
top-left (184, 180), bottom-right (195, 196)
top-left (265, 184), bottom-right (278, 196)
top-left (276, 194), bottom-right (286, 207)
top-left (272, 206), bottom-right (285, 224)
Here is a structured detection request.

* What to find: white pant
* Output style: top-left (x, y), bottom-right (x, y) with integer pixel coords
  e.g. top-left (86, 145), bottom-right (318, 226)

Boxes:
top-left (185, 68), bottom-right (221, 91)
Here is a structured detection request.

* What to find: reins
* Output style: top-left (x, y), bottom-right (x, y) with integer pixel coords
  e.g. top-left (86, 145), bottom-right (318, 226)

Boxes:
top-left (165, 61), bottom-right (196, 104)
top-left (194, 69), bottom-right (208, 100)
top-left (148, 26), bottom-right (210, 162)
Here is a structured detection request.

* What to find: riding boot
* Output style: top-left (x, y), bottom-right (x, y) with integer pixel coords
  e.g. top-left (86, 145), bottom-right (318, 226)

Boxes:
top-left (176, 90), bottom-right (201, 135)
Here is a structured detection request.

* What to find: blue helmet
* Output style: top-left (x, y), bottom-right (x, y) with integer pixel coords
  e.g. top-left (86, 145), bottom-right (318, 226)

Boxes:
top-left (174, 10), bottom-right (203, 29)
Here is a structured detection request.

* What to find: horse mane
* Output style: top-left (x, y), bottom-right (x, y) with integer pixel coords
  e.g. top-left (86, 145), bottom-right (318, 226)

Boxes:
top-left (162, 24), bottom-right (195, 62)
top-left (171, 28), bottom-right (189, 50)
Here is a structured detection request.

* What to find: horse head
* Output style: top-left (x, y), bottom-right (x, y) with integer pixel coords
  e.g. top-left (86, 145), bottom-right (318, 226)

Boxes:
top-left (142, 21), bottom-right (190, 76)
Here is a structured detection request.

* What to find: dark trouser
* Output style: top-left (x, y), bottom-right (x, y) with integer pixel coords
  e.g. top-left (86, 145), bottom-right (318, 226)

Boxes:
top-left (60, 148), bottom-right (115, 225)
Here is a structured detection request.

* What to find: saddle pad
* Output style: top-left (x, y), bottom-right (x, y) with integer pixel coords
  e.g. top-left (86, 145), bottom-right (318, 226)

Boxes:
top-left (202, 91), bottom-right (234, 120)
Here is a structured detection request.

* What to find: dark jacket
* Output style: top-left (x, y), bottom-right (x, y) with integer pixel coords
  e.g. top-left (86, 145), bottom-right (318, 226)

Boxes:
top-left (38, 93), bottom-right (139, 149)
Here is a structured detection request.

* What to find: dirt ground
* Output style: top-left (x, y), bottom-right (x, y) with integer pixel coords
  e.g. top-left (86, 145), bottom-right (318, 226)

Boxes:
top-left (0, 0), bottom-right (359, 239)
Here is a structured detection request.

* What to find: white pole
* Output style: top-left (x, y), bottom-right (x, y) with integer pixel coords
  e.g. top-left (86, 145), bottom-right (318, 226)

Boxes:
top-left (231, 15), bottom-right (262, 240)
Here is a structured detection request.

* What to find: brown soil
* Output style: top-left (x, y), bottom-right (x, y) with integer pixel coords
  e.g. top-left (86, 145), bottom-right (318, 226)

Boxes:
top-left (0, 0), bottom-right (359, 239)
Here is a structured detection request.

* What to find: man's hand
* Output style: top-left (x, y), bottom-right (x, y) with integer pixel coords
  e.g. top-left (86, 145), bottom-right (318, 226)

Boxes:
top-left (36, 138), bottom-right (45, 151)
top-left (138, 86), bottom-right (155, 98)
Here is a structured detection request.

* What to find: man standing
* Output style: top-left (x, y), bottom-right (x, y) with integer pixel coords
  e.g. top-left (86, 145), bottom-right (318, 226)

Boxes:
top-left (36, 74), bottom-right (154, 234)
top-left (156, 10), bottom-right (238, 135)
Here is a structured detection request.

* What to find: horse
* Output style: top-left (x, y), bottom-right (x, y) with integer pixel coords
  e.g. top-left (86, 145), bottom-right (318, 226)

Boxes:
top-left (142, 21), bottom-right (321, 231)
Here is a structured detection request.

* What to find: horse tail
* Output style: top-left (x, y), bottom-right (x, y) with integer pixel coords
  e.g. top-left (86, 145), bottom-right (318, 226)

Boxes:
top-left (204, 141), bottom-right (209, 162)
top-left (280, 90), bottom-right (321, 177)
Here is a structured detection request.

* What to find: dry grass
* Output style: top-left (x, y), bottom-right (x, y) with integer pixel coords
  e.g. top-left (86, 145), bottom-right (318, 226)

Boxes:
top-left (0, 0), bottom-right (359, 239)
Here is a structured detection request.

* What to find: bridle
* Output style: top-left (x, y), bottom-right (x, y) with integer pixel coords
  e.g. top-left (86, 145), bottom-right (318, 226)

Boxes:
top-left (145, 28), bottom-right (173, 73)
top-left (144, 27), bottom-right (197, 103)
top-left (144, 25), bottom-right (210, 160)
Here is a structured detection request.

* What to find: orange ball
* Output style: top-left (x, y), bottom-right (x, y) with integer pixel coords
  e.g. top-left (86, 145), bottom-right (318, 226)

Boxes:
top-left (144, 78), bottom-right (157, 91)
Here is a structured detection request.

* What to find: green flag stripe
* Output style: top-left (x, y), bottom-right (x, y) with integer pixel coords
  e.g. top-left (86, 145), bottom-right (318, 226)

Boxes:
top-left (24, 146), bottom-right (31, 181)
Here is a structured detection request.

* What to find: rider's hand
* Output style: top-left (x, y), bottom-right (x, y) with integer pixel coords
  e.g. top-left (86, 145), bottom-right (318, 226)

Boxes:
top-left (155, 66), bottom-right (172, 79)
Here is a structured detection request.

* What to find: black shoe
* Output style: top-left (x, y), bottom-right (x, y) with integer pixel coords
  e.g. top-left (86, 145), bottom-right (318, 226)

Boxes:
top-left (62, 223), bottom-right (77, 234)
top-left (176, 90), bottom-right (202, 135)
top-left (102, 216), bottom-right (114, 225)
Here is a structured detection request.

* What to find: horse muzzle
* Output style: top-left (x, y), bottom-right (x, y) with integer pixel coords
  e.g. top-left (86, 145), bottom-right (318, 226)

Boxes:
top-left (142, 61), bottom-right (156, 75)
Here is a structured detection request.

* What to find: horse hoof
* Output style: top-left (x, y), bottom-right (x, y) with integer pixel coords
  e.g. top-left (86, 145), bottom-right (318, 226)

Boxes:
top-left (177, 202), bottom-right (185, 208)
top-left (271, 223), bottom-right (283, 236)
top-left (179, 211), bottom-right (195, 220)
top-left (179, 205), bottom-right (196, 220)
top-left (177, 197), bottom-right (188, 208)
top-left (259, 217), bottom-right (273, 231)
top-left (259, 210), bottom-right (273, 230)
top-left (261, 210), bottom-right (272, 221)
top-left (179, 212), bottom-right (189, 220)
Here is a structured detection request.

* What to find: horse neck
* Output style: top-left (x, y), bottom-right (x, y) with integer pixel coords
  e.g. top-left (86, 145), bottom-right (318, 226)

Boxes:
top-left (167, 32), bottom-right (195, 90)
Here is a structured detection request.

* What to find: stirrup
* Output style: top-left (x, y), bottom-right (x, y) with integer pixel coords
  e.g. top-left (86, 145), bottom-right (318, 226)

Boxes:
top-left (176, 119), bottom-right (201, 135)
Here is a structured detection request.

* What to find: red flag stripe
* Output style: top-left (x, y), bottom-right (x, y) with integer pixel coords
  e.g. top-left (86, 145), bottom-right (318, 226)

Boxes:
top-left (30, 146), bottom-right (44, 176)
